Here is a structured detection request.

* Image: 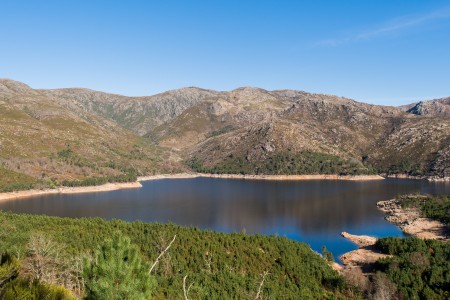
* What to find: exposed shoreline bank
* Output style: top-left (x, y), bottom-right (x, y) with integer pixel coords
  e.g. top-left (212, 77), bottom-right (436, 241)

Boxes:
top-left (0, 182), bottom-right (142, 202)
top-left (377, 198), bottom-right (449, 242)
top-left (384, 174), bottom-right (450, 182)
top-left (3, 172), bottom-right (445, 202)
top-left (338, 196), bottom-right (449, 271)
top-left (339, 232), bottom-right (390, 267)
top-left (138, 173), bottom-right (386, 181)
top-left (0, 173), bottom-right (384, 202)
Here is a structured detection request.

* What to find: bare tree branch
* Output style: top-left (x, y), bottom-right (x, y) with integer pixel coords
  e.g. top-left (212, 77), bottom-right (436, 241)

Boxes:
top-left (255, 271), bottom-right (269, 300)
top-left (183, 275), bottom-right (192, 300)
top-left (149, 234), bottom-right (176, 274)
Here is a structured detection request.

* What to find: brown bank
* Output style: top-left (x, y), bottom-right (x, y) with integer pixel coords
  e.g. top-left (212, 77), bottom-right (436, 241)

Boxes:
top-left (0, 173), bottom-right (385, 202)
top-left (338, 196), bottom-right (449, 272)
top-left (339, 232), bottom-right (390, 268)
top-left (0, 182), bottom-right (142, 202)
top-left (377, 198), bottom-right (449, 242)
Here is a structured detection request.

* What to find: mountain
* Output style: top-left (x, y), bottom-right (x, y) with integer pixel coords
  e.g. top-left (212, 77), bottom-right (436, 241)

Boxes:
top-left (0, 79), bottom-right (183, 191)
top-left (400, 97), bottom-right (450, 117)
top-left (0, 79), bottom-right (449, 191)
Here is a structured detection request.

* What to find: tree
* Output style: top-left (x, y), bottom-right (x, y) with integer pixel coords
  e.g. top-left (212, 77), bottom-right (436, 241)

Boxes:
top-left (83, 234), bottom-right (156, 300)
top-left (322, 246), bottom-right (334, 263)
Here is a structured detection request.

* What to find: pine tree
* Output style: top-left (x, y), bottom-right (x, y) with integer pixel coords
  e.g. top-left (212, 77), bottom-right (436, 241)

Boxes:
top-left (83, 234), bottom-right (156, 300)
top-left (321, 246), bottom-right (334, 263)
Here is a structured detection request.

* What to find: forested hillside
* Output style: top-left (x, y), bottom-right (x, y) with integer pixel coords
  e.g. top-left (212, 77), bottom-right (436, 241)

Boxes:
top-left (0, 211), bottom-right (353, 299)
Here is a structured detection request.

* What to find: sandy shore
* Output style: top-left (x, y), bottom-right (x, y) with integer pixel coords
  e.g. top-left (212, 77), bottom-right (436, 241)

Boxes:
top-left (377, 198), bottom-right (449, 241)
top-left (0, 182), bottom-right (142, 202)
top-left (138, 173), bottom-right (385, 181)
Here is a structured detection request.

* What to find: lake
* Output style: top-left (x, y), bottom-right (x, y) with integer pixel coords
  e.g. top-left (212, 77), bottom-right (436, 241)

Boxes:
top-left (1, 178), bottom-right (449, 260)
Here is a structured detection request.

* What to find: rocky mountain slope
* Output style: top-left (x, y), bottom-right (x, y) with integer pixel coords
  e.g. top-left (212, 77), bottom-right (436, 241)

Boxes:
top-left (0, 79), bottom-right (449, 190)
top-left (400, 97), bottom-right (450, 117)
top-left (0, 79), bottom-right (183, 190)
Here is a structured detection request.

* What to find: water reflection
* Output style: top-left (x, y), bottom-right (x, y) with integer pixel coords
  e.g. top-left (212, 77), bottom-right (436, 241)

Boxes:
top-left (1, 178), bottom-right (448, 258)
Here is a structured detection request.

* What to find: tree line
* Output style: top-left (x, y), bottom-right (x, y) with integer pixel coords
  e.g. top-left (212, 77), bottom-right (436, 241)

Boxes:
top-left (189, 151), bottom-right (377, 176)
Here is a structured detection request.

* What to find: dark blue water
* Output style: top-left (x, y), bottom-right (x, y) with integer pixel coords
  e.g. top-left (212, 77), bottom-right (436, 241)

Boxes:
top-left (1, 178), bottom-right (448, 260)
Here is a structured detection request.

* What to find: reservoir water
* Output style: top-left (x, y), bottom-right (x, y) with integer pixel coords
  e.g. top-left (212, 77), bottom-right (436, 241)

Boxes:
top-left (1, 178), bottom-right (449, 260)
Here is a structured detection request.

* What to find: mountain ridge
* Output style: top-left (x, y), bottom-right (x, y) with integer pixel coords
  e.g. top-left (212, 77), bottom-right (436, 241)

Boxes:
top-left (0, 78), bottom-right (449, 191)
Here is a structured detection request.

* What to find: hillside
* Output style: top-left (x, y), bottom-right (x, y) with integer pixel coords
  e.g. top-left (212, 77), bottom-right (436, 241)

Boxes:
top-left (0, 211), bottom-right (353, 299)
top-left (0, 79), bottom-right (449, 191)
top-left (0, 79), bottom-right (183, 191)
top-left (40, 84), bottom-right (450, 178)
top-left (400, 97), bottom-right (450, 117)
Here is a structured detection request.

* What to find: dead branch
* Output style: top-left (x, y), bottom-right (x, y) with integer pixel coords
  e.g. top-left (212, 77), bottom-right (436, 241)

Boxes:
top-left (255, 271), bottom-right (269, 300)
top-left (149, 234), bottom-right (176, 274)
top-left (183, 275), bottom-right (193, 300)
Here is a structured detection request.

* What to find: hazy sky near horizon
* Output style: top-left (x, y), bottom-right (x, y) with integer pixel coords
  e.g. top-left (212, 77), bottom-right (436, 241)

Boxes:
top-left (1, 1), bottom-right (450, 105)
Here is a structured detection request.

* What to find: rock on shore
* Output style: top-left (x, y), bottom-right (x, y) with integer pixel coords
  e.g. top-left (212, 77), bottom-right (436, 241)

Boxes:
top-left (339, 232), bottom-right (390, 267)
top-left (340, 232), bottom-right (377, 248)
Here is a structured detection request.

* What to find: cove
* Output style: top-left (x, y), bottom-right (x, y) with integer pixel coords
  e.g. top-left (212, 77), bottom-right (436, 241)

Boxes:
top-left (1, 178), bottom-right (448, 260)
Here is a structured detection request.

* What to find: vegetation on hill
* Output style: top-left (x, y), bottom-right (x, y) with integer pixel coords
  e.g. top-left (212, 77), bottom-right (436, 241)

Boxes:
top-left (343, 194), bottom-right (450, 299)
top-left (1, 79), bottom-right (449, 191)
top-left (373, 237), bottom-right (450, 299)
top-left (0, 211), bottom-right (356, 299)
top-left (188, 151), bottom-right (376, 175)
top-left (397, 194), bottom-right (450, 225)
top-left (0, 165), bottom-right (37, 192)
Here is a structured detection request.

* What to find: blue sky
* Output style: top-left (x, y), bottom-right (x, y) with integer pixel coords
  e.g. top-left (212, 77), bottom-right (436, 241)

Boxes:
top-left (1, 1), bottom-right (450, 105)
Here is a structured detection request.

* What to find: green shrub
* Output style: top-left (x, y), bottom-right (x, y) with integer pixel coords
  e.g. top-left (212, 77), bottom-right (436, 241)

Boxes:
top-left (374, 237), bottom-right (450, 299)
top-left (83, 234), bottom-right (157, 300)
top-left (322, 246), bottom-right (334, 263)
top-left (61, 171), bottom-right (137, 187)
top-left (1, 279), bottom-right (75, 300)
top-left (0, 252), bottom-right (75, 300)
top-left (399, 194), bottom-right (450, 225)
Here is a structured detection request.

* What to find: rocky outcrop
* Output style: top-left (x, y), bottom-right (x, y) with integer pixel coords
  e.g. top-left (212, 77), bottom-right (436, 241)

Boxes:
top-left (402, 97), bottom-right (450, 117)
top-left (377, 199), bottom-right (449, 241)
top-left (340, 248), bottom-right (391, 266)
top-left (339, 232), bottom-right (391, 267)
top-left (341, 232), bottom-right (377, 248)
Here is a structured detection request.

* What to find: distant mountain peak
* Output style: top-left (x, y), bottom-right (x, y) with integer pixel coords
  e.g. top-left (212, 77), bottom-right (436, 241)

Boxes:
top-left (405, 97), bottom-right (450, 116)
top-left (0, 78), bottom-right (34, 94)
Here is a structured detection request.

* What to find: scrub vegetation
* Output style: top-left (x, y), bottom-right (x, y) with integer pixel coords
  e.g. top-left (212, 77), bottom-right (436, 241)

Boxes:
top-left (188, 151), bottom-right (376, 176)
top-left (398, 194), bottom-right (450, 225)
top-left (373, 237), bottom-right (450, 299)
top-left (0, 211), bottom-right (355, 299)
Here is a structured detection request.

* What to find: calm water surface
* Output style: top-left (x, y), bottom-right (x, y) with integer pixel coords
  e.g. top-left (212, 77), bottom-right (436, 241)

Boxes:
top-left (1, 178), bottom-right (449, 260)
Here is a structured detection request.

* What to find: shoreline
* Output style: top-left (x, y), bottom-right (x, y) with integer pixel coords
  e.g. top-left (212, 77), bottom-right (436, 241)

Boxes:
top-left (377, 198), bottom-right (449, 242)
top-left (138, 173), bottom-right (386, 181)
top-left (339, 195), bottom-right (450, 271)
top-left (0, 172), bottom-right (444, 204)
top-left (0, 173), bottom-right (383, 202)
top-left (0, 182), bottom-right (142, 202)
top-left (339, 196), bottom-right (449, 267)
top-left (338, 232), bottom-right (391, 270)
top-left (384, 174), bottom-right (450, 182)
